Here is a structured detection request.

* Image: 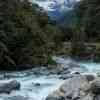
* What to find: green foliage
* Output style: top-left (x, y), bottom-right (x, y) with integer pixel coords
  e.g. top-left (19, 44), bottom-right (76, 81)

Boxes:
top-left (76, 0), bottom-right (100, 42)
top-left (0, 0), bottom-right (64, 69)
top-left (47, 56), bottom-right (57, 65)
top-left (71, 42), bottom-right (86, 56)
top-left (70, 0), bottom-right (100, 56)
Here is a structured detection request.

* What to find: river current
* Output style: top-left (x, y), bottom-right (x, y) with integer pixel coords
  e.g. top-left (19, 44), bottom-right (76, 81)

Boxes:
top-left (0, 57), bottom-right (100, 100)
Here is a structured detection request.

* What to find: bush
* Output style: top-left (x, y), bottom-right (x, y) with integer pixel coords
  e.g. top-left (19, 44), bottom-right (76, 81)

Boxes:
top-left (47, 56), bottom-right (57, 65)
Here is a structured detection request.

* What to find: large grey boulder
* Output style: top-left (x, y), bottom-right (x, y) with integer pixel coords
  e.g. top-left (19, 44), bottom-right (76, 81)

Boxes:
top-left (0, 80), bottom-right (20, 94)
top-left (46, 75), bottom-right (96, 100)
top-left (59, 75), bottom-right (91, 99)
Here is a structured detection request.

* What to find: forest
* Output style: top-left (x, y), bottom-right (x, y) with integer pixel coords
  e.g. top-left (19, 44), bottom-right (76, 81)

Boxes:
top-left (0, 0), bottom-right (100, 69)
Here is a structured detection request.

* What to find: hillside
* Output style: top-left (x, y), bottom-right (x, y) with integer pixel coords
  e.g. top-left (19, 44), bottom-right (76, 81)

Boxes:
top-left (0, 0), bottom-right (65, 70)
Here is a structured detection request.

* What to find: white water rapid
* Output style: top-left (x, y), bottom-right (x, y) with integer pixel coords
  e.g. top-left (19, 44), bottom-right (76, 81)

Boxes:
top-left (0, 57), bottom-right (100, 100)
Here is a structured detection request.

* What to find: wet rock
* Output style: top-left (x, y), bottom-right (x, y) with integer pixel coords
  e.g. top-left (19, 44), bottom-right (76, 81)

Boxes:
top-left (59, 76), bottom-right (90, 94)
top-left (94, 95), bottom-right (100, 100)
top-left (91, 78), bottom-right (100, 94)
top-left (68, 62), bottom-right (81, 68)
top-left (80, 93), bottom-right (94, 100)
top-left (59, 74), bottom-right (74, 80)
top-left (46, 75), bottom-right (92, 100)
top-left (5, 96), bottom-right (29, 100)
top-left (74, 72), bottom-right (80, 75)
top-left (57, 70), bottom-right (70, 75)
top-left (61, 62), bottom-right (87, 75)
top-left (54, 62), bottom-right (87, 80)
top-left (34, 83), bottom-right (41, 86)
top-left (85, 74), bottom-right (95, 82)
top-left (46, 96), bottom-right (65, 100)
top-left (0, 80), bottom-right (20, 94)
top-left (46, 90), bottom-right (65, 100)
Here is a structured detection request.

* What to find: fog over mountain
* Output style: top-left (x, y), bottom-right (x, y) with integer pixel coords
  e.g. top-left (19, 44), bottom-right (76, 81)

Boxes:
top-left (32, 0), bottom-right (80, 27)
top-left (32, 0), bottom-right (80, 11)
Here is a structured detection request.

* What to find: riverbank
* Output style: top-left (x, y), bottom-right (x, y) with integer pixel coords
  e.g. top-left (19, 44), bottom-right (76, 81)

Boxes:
top-left (0, 57), bottom-right (99, 100)
top-left (46, 74), bottom-right (100, 100)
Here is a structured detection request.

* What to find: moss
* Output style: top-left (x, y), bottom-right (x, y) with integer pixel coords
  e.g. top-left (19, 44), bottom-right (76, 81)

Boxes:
top-left (47, 56), bottom-right (57, 65)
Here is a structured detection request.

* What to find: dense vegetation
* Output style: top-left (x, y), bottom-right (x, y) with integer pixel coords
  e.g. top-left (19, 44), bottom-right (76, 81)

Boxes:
top-left (75, 0), bottom-right (100, 42)
top-left (70, 0), bottom-right (100, 58)
top-left (1, 0), bottom-right (100, 69)
top-left (0, 0), bottom-right (67, 69)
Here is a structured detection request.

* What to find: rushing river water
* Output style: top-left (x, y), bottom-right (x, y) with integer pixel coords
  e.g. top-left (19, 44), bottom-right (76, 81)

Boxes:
top-left (0, 57), bottom-right (100, 100)
top-left (0, 71), bottom-right (63, 100)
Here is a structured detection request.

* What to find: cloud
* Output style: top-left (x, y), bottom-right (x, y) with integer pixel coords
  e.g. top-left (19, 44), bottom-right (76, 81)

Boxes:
top-left (31, 0), bottom-right (80, 11)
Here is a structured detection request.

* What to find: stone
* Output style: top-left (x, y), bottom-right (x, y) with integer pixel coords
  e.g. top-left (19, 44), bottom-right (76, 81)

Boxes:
top-left (74, 72), bottom-right (80, 75)
top-left (5, 96), bottom-right (29, 100)
top-left (91, 78), bottom-right (100, 94)
top-left (94, 95), bottom-right (100, 100)
top-left (59, 76), bottom-right (90, 94)
top-left (46, 75), bottom-right (100, 100)
top-left (85, 74), bottom-right (95, 82)
top-left (46, 89), bottom-right (65, 100)
top-left (0, 80), bottom-right (20, 94)
top-left (34, 83), bottom-right (41, 86)
top-left (46, 75), bottom-right (91, 100)
top-left (46, 96), bottom-right (65, 100)
top-left (80, 93), bottom-right (94, 100)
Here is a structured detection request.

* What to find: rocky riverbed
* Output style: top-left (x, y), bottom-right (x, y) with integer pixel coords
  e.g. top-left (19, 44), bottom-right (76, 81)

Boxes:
top-left (46, 75), bottom-right (99, 100)
top-left (0, 57), bottom-right (100, 100)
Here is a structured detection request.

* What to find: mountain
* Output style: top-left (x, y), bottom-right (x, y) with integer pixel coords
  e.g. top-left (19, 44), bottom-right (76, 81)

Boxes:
top-left (31, 0), bottom-right (80, 27)
top-left (32, 0), bottom-right (80, 11)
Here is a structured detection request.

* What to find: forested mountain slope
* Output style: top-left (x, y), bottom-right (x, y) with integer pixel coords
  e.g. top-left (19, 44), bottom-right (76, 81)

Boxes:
top-left (76, 0), bottom-right (100, 42)
top-left (0, 0), bottom-right (65, 69)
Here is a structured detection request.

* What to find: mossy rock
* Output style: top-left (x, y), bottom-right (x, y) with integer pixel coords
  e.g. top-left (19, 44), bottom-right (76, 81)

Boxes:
top-left (47, 56), bottom-right (57, 65)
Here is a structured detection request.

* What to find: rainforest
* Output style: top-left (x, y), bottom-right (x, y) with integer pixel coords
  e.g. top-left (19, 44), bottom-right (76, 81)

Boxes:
top-left (0, 0), bottom-right (100, 100)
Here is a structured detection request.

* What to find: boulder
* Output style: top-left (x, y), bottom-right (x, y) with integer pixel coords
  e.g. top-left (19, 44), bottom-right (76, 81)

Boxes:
top-left (46, 75), bottom-right (94, 100)
top-left (61, 62), bottom-right (88, 75)
top-left (32, 82), bottom-right (41, 86)
top-left (91, 78), bottom-right (100, 94)
top-left (46, 96), bottom-right (65, 100)
top-left (80, 93), bottom-right (94, 100)
top-left (0, 80), bottom-right (20, 94)
top-left (5, 96), bottom-right (29, 100)
top-left (85, 74), bottom-right (95, 82)
top-left (94, 95), bottom-right (100, 100)
top-left (59, 75), bottom-right (90, 95)
top-left (46, 90), bottom-right (65, 100)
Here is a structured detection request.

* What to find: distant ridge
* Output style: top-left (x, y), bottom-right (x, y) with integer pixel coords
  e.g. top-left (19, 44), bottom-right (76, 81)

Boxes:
top-left (32, 0), bottom-right (80, 27)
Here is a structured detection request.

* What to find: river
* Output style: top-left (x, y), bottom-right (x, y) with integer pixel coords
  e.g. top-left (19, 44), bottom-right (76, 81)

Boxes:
top-left (0, 57), bottom-right (100, 100)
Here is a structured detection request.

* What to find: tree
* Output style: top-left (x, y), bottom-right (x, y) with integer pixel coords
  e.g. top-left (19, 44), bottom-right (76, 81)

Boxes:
top-left (0, 0), bottom-right (64, 69)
